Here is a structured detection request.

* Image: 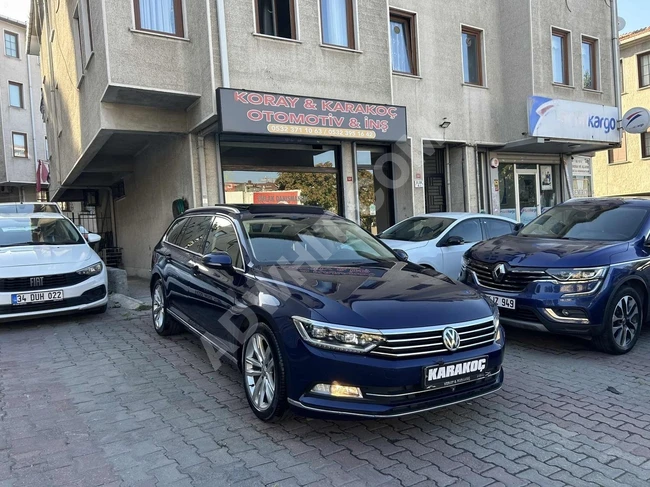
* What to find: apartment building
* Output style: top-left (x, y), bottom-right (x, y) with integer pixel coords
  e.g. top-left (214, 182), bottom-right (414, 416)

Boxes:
top-left (28, 0), bottom-right (620, 276)
top-left (593, 27), bottom-right (650, 196)
top-left (0, 15), bottom-right (48, 203)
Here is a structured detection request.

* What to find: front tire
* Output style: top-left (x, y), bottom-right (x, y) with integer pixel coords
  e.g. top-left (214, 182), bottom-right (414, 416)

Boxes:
top-left (595, 286), bottom-right (643, 354)
top-left (152, 280), bottom-right (183, 336)
top-left (242, 322), bottom-right (288, 421)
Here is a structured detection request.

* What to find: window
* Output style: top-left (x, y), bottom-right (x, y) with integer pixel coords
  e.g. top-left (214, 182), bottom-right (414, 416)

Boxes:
top-left (255, 0), bottom-right (296, 39)
top-left (112, 180), bottom-right (125, 200)
top-left (581, 37), bottom-right (598, 90)
top-left (638, 52), bottom-right (650, 88)
top-left (390, 10), bottom-right (417, 75)
top-left (484, 219), bottom-right (514, 239)
top-left (608, 132), bottom-right (627, 163)
top-left (134, 0), bottom-right (184, 37)
top-left (165, 218), bottom-right (188, 245)
top-left (641, 132), bottom-right (650, 159)
top-left (379, 217), bottom-right (454, 242)
top-left (205, 217), bottom-right (243, 268)
top-left (320, 0), bottom-right (355, 49)
top-left (9, 82), bottom-right (23, 108)
top-left (4, 32), bottom-right (18, 58)
top-left (177, 216), bottom-right (212, 253)
top-left (552, 29), bottom-right (570, 85)
top-left (461, 26), bottom-right (483, 85)
top-left (12, 133), bottom-right (28, 158)
top-left (447, 219), bottom-right (482, 244)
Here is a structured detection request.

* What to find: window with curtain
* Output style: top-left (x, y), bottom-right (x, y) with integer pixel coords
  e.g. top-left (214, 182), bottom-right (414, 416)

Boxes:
top-left (552, 29), bottom-right (570, 85)
top-left (582, 37), bottom-right (598, 90)
top-left (608, 132), bottom-right (627, 163)
top-left (4, 32), bottom-right (18, 58)
top-left (12, 133), bottom-right (27, 158)
top-left (9, 82), bottom-right (23, 108)
top-left (134, 0), bottom-right (184, 37)
top-left (256, 0), bottom-right (296, 39)
top-left (390, 10), bottom-right (417, 75)
top-left (320, 0), bottom-right (354, 49)
top-left (462, 26), bottom-right (483, 85)
top-left (638, 52), bottom-right (650, 88)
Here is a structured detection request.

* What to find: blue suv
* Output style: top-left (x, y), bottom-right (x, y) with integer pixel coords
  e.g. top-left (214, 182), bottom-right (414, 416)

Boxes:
top-left (151, 205), bottom-right (504, 421)
top-left (460, 198), bottom-right (650, 354)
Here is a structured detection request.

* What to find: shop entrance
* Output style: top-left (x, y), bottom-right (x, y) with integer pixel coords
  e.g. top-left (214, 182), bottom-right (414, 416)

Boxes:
top-left (498, 163), bottom-right (560, 223)
top-left (356, 146), bottom-right (395, 235)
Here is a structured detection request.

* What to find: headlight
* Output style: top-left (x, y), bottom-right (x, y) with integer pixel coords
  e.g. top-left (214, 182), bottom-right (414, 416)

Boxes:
top-left (77, 261), bottom-right (103, 276)
top-left (492, 306), bottom-right (500, 330)
top-left (461, 256), bottom-right (469, 272)
top-left (292, 317), bottom-right (384, 353)
top-left (547, 267), bottom-right (607, 282)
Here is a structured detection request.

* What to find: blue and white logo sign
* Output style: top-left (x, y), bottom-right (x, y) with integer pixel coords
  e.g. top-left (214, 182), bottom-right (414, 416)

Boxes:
top-left (622, 107), bottom-right (650, 134)
top-left (528, 96), bottom-right (620, 143)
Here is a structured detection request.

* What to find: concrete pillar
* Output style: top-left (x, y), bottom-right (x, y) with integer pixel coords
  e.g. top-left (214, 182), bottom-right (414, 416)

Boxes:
top-left (341, 142), bottom-right (357, 222)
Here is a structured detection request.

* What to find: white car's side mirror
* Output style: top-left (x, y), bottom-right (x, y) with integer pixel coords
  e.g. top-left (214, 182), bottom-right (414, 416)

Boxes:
top-left (87, 233), bottom-right (101, 244)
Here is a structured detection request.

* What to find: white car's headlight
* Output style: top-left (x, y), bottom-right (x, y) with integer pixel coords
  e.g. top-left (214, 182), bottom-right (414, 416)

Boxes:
top-left (77, 262), bottom-right (103, 276)
top-left (547, 267), bottom-right (607, 282)
top-left (292, 317), bottom-right (385, 353)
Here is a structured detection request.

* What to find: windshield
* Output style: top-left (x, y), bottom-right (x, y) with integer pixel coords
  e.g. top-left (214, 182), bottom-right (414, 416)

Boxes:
top-left (519, 203), bottom-right (649, 241)
top-left (0, 204), bottom-right (60, 214)
top-left (242, 215), bottom-right (397, 265)
top-left (379, 217), bottom-right (454, 242)
top-left (0, 217), bottom-right (84, 247)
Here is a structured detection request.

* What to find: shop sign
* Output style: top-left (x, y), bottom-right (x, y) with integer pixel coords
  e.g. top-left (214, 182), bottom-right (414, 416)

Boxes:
top-left (572, 157), bottom-right (592, 177)
top-left (622, 107), bottom-right (650, 133)
top-left (528, 96), bottom-right (619, 143)
top-left (253, 190), bottom-right (300, 205)
top-left (218, 88), bottom-right (407, 142)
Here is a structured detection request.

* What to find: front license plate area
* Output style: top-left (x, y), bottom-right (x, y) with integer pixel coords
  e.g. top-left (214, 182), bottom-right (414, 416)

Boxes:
top-left (423, 356), bottom-right (490, 390)
top-left (11, 290), bottom-right (64, 305)
top-left (486, 294), bottom-right (516, 309)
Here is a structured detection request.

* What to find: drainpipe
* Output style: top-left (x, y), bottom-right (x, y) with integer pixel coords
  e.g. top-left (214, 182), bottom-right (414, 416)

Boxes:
top-left (611, 0), bottom-right (622, 125)
top-left (215, 0), bottom-right (230, 88)
top-left (27, 56), bottom-right (40, 189)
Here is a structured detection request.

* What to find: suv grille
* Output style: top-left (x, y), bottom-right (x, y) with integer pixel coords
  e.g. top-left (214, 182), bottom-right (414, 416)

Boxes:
top-left (370, 320), bottom-right (496, 359)
top-left (0, 273), bottom-right (90, 292)
top-left (467, 259), bottom-right (546, 292)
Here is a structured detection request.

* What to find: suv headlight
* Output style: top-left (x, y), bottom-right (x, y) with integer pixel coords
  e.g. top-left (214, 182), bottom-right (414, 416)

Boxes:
top-left (547, 267), bottom-right (607, 282)
top-left (292, 317), bottom-right (385, 353)
top-left (77, 261), bottom-right (103, 276)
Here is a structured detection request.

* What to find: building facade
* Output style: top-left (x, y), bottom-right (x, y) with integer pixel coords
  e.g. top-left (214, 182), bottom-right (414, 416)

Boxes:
top-left (0, 15), bottom-right (48, 203)
top-left (28, 0), bottom-right (620, 277)
top-left (593, 27), bottom-right (650, 196)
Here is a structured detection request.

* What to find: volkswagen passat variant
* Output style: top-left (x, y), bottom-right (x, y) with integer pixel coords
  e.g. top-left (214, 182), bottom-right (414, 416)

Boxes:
top-left (150, 205), bottom-right (504, 421)
top-left (461, 198), bottom-right (650, 354)
top-left (0, 213), bottom-right (108, 321)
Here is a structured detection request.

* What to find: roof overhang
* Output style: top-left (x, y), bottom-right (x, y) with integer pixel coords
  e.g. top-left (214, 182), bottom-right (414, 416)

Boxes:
top-left (26, 0), bottom-right (42, 56)
top-left (498, 137), bottom-right (618, 155)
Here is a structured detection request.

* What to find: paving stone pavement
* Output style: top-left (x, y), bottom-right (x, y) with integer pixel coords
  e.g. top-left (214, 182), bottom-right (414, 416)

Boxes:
top-left (1, 307), bottom-right (649, 487)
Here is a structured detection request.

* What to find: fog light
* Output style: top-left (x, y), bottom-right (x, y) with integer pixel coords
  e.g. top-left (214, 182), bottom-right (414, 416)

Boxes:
top-left (311, 382), bottom-right (363, 398)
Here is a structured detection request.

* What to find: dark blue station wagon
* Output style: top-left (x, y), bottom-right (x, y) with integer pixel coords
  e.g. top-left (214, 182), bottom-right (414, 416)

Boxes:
top-left (150, 205), bottom-right (504, 420)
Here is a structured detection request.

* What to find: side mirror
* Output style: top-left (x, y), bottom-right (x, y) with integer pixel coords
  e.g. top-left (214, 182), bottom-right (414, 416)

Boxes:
top-left (444, 236), bottom-right (465, 247)
top-left (202, 251), bottom-right (233, 269)
top-left (87, 233), bottom-right (101, 244)
top-left (513, 223), bottom-right (525, 233)
top-left (394, 249), bottom-right (409, 262)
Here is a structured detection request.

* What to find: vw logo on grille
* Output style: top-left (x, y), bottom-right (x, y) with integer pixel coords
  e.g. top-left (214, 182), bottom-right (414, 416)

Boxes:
top-left (492, 263), bottom-right (507, 283)
top-left (30, 277), bottom-right (44, 287)
top-left (442, 327), bottom-right (461, 352)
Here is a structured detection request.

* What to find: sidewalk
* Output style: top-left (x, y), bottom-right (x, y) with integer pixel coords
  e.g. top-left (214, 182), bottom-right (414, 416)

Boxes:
top-left (126, 276), bottom-right (150, 302)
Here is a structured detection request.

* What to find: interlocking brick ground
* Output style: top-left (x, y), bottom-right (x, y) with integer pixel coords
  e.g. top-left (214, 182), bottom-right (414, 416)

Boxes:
top-left (1, 306), bottom-right (649, 486)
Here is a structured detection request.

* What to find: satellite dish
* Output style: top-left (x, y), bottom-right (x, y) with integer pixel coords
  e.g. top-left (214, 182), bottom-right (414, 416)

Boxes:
top-left (622, 107), bottom-right (650, 134)
top-left (618, 17), bottom-right (626, 32)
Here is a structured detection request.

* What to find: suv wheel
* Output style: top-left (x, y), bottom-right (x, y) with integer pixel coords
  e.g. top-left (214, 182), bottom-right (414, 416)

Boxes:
top-left (595, 286), bottom-right (643, 354)
top-left (152, 280), bottom-right (183, 336)
top-left (242, 322), bottom-right (288, 421)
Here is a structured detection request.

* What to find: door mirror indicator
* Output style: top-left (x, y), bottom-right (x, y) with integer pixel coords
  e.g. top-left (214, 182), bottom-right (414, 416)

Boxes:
top-left (444, 236), bottom-right (465, 246)
top-left (394, 249), bottom-right (409, 262)
top-left (202, 251), bottom-right (233, 269)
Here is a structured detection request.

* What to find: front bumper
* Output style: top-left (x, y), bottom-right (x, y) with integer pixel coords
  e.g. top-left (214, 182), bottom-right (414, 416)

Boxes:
top-left (285, 330), bottom-right (505, 419)
top-left (0, 271), bottom-right (108, 322)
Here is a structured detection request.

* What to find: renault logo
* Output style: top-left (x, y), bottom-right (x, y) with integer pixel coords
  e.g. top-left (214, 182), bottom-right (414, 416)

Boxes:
top-left (492, 263), bottom-right (507, 283)
top-left (30, 277), bottom-right (44, 287)
top-left (442, 327), bottom-right (461, 352)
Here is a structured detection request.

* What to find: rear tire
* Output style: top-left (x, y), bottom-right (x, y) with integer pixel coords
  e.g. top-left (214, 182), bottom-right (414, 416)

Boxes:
top-left (594, 286), bottom-right (643, 355)
top-left (242, 322), bottom-right (288, 421)
top-left (152, 280), bottom-right (183, 336)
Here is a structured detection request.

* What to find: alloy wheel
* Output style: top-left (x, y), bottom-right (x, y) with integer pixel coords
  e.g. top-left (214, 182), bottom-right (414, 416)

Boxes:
top-left (244, 333), bottom-right (276, 411)
top-left (611, 295), bottom-right (639, 348)
top-left (153, 284), bottom-right (165, 330)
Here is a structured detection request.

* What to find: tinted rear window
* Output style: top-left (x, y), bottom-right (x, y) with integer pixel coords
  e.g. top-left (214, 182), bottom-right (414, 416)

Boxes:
top-left (380, 217), bottom-right (454, 242)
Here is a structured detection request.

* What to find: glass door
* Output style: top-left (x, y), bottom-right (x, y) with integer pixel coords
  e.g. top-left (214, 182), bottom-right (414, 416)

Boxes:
top-left (515, 168), bottom-right (541, 224)
top-left (356, 146), bottom-right (395, 235)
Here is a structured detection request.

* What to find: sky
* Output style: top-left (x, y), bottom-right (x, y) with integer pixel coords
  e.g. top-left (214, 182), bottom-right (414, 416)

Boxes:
top-left (0, 0), bottom-right (30, 23)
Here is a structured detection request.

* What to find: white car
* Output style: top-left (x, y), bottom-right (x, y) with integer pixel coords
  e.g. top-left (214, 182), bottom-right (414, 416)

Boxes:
top-left (0, 212), bottom-right (108, 321)
top-left (0, 202), bottom-right (62, 214)
top-left (379, 213), bottom-right (519, 279)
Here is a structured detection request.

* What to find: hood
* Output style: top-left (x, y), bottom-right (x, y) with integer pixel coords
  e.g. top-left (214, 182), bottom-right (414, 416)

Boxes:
top-left (379, 239), bottom-right (430, 253)
top-left (254, 261), bottom-right (493, 329)
top-left (0, 245), bottom-right (97, 277)
top-left (466, 234), bottom-right (629, 268)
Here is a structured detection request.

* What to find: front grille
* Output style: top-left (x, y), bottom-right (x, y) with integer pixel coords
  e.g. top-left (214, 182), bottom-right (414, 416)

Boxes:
top-left (0, 285), bottom-right (106, 315)
top-left (370, 319), bottom-right (496, 359)
top-left (467, 259), bottom-right (546, 292)
top-left (0, 273), bottom-right (91, 292)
